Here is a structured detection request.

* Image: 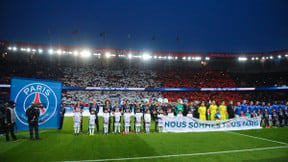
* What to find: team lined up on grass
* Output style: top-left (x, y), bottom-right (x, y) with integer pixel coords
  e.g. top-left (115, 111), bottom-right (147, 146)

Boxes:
top-left (73, 99), bottom-right (288, 135)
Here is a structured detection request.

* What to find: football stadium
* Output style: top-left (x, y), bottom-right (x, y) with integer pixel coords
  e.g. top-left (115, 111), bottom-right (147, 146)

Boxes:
top-left (0, 0), bottom-right (288, 162)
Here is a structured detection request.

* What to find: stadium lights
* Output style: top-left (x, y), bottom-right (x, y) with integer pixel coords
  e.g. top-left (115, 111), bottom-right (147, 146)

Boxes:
top-left (128, 53), bottom-right (133, 59)
top-left (205, 57), bottom-right (210, 61)
top-left (266, 57), bottom-right (269, 59)
top-left (238, 57), bottom-right (247, 61)
top-left (153, 56), bottom-right (157, 59)
top-left (278, 55), bottom-right (281, 59)
top-left (48, 49), bottom-right (54, 54)
top-left (143, 53), bottom-right (152, 60)
top-left (105, 52), bottom-right (111, 58)
top-left (195, 56), bottom-right (202, 61)
top-left (12, 47), bottom-right (17, 51)
top-left (56, 49), bottom-right (62, 55)
top-left (183, 57), bottom-right (186, 60)
top-left (80, 50), bottom-right (91, 58)
top-left (32, 49), bottom-right (36, 52)
top-left (168, 56), bottom-right (173, 60)
top-left (255, 57), bottom-right (259, 60)
top-left (270, 56), bottom-right (273, 59)
top-left (188, 57), bottom-right (191, 60)
top-left (26, 48), bottom-right (31, 52)
top-left (175, 56), bottom-right (178, 60)
top-left (8, 47), bottom-right (12, 50)
top-left (73, 50), bottom-right (78, 56)
top-left (251, 57), bottom-right (255, 61)
top-left (38, 49), bottom-right (43, 53)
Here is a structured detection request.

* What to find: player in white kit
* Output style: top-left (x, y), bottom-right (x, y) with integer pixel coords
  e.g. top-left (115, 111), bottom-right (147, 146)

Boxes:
top-left (135, 109), bottom-right (142, 134)
top-left (73, 107), bottom-right (81, 135)
top-left (103, 109), bottom-right (110, 135)
top-left (124, 108), bottom-right (131, 134)
top-left (89, 110), bottom-right (96, 136)
top-left (114, 108), bottom-right (122, 134)
top-left (144, 110), bottom-right (151, 133)
top-left (157, 110), bottom-right (164, 133)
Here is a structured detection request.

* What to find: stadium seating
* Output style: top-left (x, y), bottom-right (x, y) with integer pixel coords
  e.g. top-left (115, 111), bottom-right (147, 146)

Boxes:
top-left (0, 52), bottom-right (288, 105)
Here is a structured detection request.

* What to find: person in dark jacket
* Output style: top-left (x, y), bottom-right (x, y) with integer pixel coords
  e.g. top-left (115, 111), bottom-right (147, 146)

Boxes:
top-left (5, 101), bottom-right (17, 142)
top-left (0, 101), bottom-right (8, 135)
top-left (26, 103), bottom-right (40, 140)
top-left (59, 104), bottom-right (66, 130)
top-left (227, 101), bottom-right (235, 119)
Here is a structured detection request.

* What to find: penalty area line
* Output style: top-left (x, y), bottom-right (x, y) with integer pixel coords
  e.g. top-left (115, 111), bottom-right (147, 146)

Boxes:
top-left (61, 145), bottom-right (288, 162)
top-left (226, 131), bottom-right (288, 145)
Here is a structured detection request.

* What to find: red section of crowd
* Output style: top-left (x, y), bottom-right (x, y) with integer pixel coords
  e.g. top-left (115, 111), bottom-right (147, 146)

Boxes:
top-left (159, 70), bottom-right (243, 103)
top-left (158, 70), bottom-right (236, 88)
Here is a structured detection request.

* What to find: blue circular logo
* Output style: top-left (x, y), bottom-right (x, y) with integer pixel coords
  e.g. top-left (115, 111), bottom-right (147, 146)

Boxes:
top-left (14, 83), bottom-right (58, 125)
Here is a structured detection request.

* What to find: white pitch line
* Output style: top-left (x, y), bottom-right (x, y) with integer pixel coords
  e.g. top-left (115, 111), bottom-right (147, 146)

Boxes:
top-left (227, 131), bottom-right (288, 145)
top-left (61, 145), bottom-right (288, 162)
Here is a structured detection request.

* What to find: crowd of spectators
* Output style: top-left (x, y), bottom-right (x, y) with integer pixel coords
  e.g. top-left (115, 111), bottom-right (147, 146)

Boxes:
top-left (0, 52), bottom-right (288, 105)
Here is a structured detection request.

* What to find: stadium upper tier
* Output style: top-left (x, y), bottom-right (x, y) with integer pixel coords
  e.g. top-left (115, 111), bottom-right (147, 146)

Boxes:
top-left (1, 41), bottom-right (288, 104)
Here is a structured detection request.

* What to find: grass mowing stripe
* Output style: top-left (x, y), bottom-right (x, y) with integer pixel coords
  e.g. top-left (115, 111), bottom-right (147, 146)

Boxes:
top-left (60, 146), bottom-right (288, 162)
top-left (227, 131), bottom-right (288, 145)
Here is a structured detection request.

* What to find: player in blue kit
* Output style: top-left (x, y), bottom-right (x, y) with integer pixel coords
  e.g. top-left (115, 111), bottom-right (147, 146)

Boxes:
top-left (248, 101), bottom-right (255, 115)
top-left (235, 102), bottom-right (242, 118)
top-left (241, 100), bottom-right (248, 113)
top-left (260, 102), bottom-right (266, 113)
top-left (255, 101), bottom-right (261, 112)
top-left (267, 103), bottom-right (273, 115)
top-left (272, 101), bottom-right (280, 113)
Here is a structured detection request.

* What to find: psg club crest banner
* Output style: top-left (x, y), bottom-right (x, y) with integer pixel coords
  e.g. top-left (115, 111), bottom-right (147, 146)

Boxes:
top-left (10, 77), bottom-right (62, 131)
top-left (163, 117), bottom-right (262, 133)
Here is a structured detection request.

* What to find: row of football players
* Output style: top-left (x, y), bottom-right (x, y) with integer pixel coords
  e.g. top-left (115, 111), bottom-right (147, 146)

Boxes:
top-left (73, 107), bottom-right (174, 135)
top-left (75, 99), bottom-right (288, 121)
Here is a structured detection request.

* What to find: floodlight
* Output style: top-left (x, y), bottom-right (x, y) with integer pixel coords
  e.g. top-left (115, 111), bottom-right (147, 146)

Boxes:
top-left (80, 50), bottom-right (91, 58)
top-left (12, 47), bottom-right (17, 51)
top-left (238, 57), bottom-right (247, 61)
top-left (128, 53), bottom-right (133, 59)
top-left (73, 50), bottom-right (78, 56)
top-left (195, 57), bottom-right (202, 61)
top-left (48, 49), bottom-right (54, 54)
top-left (143, 53), bottom-right (152, 60)
top-left (26, 48), bottom-right (31, 52)
top-left (56, 49), bottom-right (62, 55)
top-left (205, 57), bottom-right (210, 60)
top-left (270, 56), bottom-right (273, 59)
top-left (278, 55), bottom-right (281, 59)
top-left (38, 49), bottom-right (43, 53)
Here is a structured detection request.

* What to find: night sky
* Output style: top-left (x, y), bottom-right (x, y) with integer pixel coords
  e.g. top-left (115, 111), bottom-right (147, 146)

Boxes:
top-left (0, 0), bottom-right (287, 52)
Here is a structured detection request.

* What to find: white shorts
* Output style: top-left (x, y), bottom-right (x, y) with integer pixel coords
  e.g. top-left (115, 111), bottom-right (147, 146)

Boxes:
top-left (135, 122), bottom-right (141, 127)
top-left (114, 122), bottom-right (120, 126)
top-left (74, 123), bottom-right (80, 128)
top-left (89, 124), bottom-right (95, 129)
top-left (104, 124), bottom-right (109, 128)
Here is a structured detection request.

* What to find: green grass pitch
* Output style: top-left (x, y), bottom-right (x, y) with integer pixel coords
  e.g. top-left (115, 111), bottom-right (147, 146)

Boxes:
top-left (0, 117), bottom-right (288, 162)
